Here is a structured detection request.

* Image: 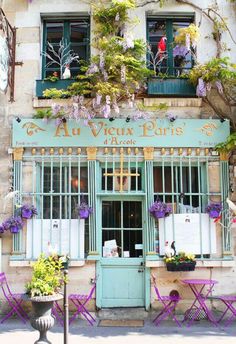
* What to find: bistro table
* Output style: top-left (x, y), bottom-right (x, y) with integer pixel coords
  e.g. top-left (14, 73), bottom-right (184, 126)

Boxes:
top-left (182, 279), bottom-right (218, 327)
top-left (211, 295), bottom-right (236, 326)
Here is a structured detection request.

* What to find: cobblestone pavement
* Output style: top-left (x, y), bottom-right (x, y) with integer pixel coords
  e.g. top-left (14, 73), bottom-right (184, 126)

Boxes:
top-left (0, 318), bottom-right (236, 344)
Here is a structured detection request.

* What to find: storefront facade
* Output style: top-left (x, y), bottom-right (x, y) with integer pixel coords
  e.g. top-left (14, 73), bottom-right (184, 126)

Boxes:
top-left (11, 117), bottom-right (231, 309)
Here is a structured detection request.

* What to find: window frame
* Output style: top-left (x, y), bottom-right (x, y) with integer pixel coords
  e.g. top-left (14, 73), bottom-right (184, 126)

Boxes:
top-left (146, 14), bottom-right (195, 76)
top-left (41, 17), bottom-right (90, 79)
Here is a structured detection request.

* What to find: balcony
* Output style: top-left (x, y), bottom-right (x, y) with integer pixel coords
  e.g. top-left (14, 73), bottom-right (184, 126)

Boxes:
top-left (147, 77), bottom-right (196, 96)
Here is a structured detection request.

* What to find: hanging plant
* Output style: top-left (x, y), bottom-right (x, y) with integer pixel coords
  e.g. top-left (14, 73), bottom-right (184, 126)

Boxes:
top-left (18, 204), bottom-right (38, 219)
top-left (77, 200), bottom-right (93, 220)
top-left (1, 216), bottom-right (24, 234)
top-left (205, 202), bottom-right (222, 219)
top-left (149, 201), bottom-right (172, 219)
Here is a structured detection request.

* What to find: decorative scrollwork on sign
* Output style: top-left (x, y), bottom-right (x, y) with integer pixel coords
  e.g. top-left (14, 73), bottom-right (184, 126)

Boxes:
top-left (196, 122), bottom-right (218, 137)
top-left (0, 8), bottom-right (17, 101)
top-left (22, 122), bottom-right (46, 136)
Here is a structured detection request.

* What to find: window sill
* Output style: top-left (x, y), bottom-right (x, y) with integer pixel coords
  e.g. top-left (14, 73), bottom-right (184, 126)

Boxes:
top-left (146, 260), bottom-right (236, 268)
top-left (9, 259), bottom-right (85, 268)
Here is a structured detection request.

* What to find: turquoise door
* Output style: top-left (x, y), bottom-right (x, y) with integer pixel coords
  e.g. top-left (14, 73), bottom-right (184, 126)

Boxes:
top-left (97, 199), bottom-right (146, 308)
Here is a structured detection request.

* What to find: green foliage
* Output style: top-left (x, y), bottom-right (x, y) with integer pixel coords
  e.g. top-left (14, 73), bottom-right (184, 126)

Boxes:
top-left (215, 132), bottom-right (236, 153)
top-left (189, 57), bottom-right (236, 85)
top-left (34, 109), bottom-right (52, 119)
top-left (67, 81), bottom-right (92, 96)
top-left (43, 88), bottom-right (70, 99)
top-left (26, 254), bottom-right (64, 297)
top-left (174, 24), bottom-right (200, 46)
top-left (93, 0), bottom-right (136, 36)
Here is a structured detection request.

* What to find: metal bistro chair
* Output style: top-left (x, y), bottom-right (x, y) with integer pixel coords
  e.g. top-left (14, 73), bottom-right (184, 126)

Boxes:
top-left (52, 298), bottom-right (64, 326)
top-left (151, 274), bottom-right (182, 327)
top-left (0, 272), bottom-right (29, 324)
top-left (69, 282), bottom-right (96, 326)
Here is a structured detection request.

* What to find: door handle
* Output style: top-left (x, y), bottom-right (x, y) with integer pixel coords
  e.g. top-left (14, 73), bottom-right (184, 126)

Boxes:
top-left (138, 269), bottom-right (144, 273)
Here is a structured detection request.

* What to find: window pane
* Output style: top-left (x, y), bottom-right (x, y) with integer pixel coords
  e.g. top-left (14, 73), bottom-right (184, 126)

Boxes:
top-left (102, 230), bottom-right (121, 257)
top-left (102, 201), bottom-right (121, 228)
top-left (154, 166), bottom-right (172, 193)
top-left (46, 22), bottom-right (63, 43)
top-left (102, 168), bottom-right (142, 191)
top-left (123, 201), bottom-right (142, 228)
top-left (70, 21), bottom-right (89, 43)
top-left (147, 20), bottom-right (167, 74)
top-left (123, 230), bottom-right (143, 257)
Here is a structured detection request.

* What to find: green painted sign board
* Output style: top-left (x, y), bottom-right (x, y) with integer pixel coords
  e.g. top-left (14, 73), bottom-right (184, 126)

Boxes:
top-left (12, 118), bottom-right (230, 148)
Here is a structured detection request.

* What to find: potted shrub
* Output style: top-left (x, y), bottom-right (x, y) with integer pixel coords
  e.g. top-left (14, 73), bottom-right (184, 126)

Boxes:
top-left (149, 201), bottom-right (172, 219)
top-left (25, 254), bottom-right (65, 344)
top-left (77, 200), bottom-right (93, 219)
top-left (205, 202), bottom-right (222, 219)
top-left (164, 252), bottom-right (196, 272)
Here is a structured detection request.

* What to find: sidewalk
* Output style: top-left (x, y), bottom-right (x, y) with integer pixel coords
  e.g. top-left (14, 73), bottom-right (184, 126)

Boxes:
top-left (1, 318), bottom-right (236, 344)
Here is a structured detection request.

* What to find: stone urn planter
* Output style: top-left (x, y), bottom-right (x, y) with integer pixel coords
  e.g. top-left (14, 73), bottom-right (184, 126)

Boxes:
top-left (29, 294), bottom-right (63, 344)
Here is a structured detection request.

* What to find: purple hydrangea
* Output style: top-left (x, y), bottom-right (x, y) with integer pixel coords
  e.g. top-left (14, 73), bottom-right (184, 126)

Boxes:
top-left (3, 216), bottom-right (23, 233)
top-left (149, 201), bottom-right (172, 219)
top-left (19, 204), bottom-right (38, 219)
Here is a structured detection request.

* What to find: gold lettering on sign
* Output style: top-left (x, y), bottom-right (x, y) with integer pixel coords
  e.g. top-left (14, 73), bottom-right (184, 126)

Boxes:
top-left (54, 122), bottom-right (71, 137)
top-left (139, 121), bottom-right (184, 137)
top-left (23, 122), bottom-right (46, 136)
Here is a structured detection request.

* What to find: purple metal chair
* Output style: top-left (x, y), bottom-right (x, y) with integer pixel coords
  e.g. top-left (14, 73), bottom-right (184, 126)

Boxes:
top-left (151, 274), bottom-right (182, 327)
top-left (69, 283), bottom-right (96, 326)
top-left (52, 299), bottom-right (64, 326)
top-left (0, 272), bottom-right (28, 324)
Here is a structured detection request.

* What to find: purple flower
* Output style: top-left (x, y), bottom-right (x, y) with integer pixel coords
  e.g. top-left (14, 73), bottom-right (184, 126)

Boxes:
top-left (215, 80), bottom-right (223, 94)
top-left (19, 204), bottom-right (38, 219)
top-left (205, 202), bottom-right (222, 213)
top-left (86, 63), bottom-right (99, 75)
top-left (196, 78), bottom-right (206, 97)
top-left (3, 216), bottom-right (23, 231)
top-left (173, 45), bottom-right (189, 58)
top-left (149, 201), bottom-right (172, 218)
top-left (0, 224), bottom-right (6, 233)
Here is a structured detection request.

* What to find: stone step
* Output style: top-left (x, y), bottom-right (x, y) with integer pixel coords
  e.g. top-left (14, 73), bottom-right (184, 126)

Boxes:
top-left (97, 308), bottom-right (149, 320)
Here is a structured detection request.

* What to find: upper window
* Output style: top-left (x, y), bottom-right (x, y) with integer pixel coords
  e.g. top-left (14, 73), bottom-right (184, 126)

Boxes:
top-left (147, 17), bottom-right (194, 76)
top-left (42, 18), bottom-right (90, 78)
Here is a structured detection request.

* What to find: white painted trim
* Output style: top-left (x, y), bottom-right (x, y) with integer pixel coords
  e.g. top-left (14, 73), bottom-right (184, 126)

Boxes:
top-left (9, 260), bottom-right (85, 267)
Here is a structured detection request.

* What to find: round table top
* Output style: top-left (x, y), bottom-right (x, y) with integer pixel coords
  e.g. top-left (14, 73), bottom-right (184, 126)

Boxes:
top-left (182, 279), bottom-right (218, 285)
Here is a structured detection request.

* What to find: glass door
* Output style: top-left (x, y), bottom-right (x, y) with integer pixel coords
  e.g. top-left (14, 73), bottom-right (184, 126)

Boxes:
top-left (102, 200), bottom-right (143, 258)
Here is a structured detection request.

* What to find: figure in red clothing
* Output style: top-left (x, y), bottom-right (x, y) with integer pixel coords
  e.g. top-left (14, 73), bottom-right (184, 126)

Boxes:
top-left (157, 36), bottom-right (167, 59)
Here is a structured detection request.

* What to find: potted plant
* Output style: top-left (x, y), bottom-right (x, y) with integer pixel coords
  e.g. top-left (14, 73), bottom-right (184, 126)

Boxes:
top-left (205, 202), bottom-right (222, 219)
top-left (164, 252), bottom-right (196, 271)
top-left (149, 200), bottom-right (172, 219)
top-left (2, 215), bottom-right (23, 233)
top-left (25, 254), bottom-right (65, 344)
top-left (77, 200), bottom-right (93, 219)
top-left (18, 204), bottom-right (38, 219)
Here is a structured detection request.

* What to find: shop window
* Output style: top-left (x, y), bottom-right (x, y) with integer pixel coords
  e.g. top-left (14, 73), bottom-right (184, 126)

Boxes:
top-left (147, 17), bottom-right (194, 76)
top-left (42, 18), bottom-right (90, 78)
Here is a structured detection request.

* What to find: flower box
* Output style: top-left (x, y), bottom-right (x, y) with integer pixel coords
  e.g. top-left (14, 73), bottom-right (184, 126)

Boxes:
top-left (36, 79), bottom-right (75, 98)
top-left (147, 77), bottom-right (196, 96)
top-left (166, 261), bottom-right (196, 272)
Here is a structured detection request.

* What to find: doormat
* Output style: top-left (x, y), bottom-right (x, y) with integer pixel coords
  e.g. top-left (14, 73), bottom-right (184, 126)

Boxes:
top-left (99, 319), bottom-right (144, 327)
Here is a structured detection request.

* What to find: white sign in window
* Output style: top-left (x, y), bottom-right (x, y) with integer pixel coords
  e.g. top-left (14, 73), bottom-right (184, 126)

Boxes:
top-left (159, 214), bottom-right (216, 255)
top-left (26, 219), bottom-right (85, 259)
